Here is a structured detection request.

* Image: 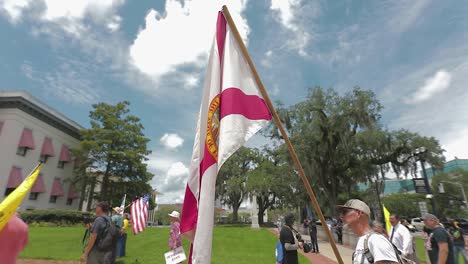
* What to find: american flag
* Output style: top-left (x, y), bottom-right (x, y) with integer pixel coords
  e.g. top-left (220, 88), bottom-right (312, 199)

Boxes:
top-left (130, 194), bottom-right (150, 235)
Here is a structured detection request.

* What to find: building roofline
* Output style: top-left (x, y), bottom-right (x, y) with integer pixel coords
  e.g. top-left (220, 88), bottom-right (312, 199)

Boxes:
top-left (0, 90), bottom-right (83, 140)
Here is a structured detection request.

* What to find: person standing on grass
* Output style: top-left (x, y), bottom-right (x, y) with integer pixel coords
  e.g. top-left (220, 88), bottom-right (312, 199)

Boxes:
top-left (0, 214), bottom-right (29, 264)
top-left (81, 201), bottom-right (115, 264)
top-left (423, 213), bottom-right (455, 264)
top-left (111, 207), bottom-right (124, 259)
top-left (120, 213), bottom-right (129, 258)
top-left (168, 211), bottom-right (182, 250)
top-left (337, 199), bottom-right (398, 264)
top-left (280, 213), bottom-right (303, 264)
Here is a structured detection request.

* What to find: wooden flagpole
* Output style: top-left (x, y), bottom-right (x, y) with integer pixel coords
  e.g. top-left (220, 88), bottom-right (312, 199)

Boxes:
top-left (222, 6), bottom-right (344, 264)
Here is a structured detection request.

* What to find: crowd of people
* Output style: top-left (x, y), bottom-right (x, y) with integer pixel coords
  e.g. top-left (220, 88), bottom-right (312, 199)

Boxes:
top-left (80, 201), bottom-right (181, 264)
top-left (277, 199), bottom-right (468, 264)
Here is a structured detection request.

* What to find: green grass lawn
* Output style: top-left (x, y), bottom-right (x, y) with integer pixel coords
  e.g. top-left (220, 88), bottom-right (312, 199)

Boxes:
top-left (20, 225), bottom-right (309, 263)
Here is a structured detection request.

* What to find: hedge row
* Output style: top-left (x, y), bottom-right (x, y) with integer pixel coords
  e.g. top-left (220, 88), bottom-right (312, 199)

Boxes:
top-left (20, 210), bottom-right (93, 225)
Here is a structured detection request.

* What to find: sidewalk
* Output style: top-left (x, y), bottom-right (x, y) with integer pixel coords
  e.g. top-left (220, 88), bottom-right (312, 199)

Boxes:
top-left (268, 228), bottom-right (354, 264)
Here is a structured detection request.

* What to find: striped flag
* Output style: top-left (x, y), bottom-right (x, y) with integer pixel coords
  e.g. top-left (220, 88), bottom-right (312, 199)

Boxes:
top-left (180, 10), bottom-right (272, 263)
top-left (130, 194), bottom-right (150, 235)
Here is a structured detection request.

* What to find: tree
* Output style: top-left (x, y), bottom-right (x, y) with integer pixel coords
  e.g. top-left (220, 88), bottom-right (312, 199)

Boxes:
top-left (267, 87), bottom-right (382, 216)
top-left (216, 147), bottom-right (256, 222)
top-left (246, 147), bottom-right (297, 224)
top-left (75, 101), bottom-right (153, 206)
top-left (381, 193), bottom-right (427, 218)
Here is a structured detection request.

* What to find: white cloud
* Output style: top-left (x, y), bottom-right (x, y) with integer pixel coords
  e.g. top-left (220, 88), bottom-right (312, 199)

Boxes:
top-left (160, 133), bottom-right (184, 150)
top-left (0, 0), bottom-right (32, 23)
top-left (0, 0), bottom-right (124, 36)
top-left (21, 61), bottom-right (100, 105)
top-left (270, 0), bottom-right (300, 31)
top-left (129, 0), bottom-right (249, 79)
top-left (184, 74), bottom-right (199, 89)
top-left (408, 70), bottom-right (452, 104)
top-left (443, 128), bottom-right (468, 161)
top-left (385, 0), bottom-right (430, 34)
top-left (269, 0), bottom-right (319, 57)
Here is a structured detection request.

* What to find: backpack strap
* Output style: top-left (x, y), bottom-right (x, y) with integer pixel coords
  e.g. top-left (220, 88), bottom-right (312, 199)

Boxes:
top-left (362, 232), bottom-right (376, 264)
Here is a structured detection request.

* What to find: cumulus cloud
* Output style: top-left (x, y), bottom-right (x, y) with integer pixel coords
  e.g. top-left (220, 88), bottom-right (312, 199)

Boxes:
top-left (270, 0), bottom-right (319, 56)
top-left (149, 159), bottom-right (189, 204)
top-left (129, 0), bottom-right (249, 79)
top-left (0, 0), bottom-right (125, 36)
top-left (160, 133), bottom-right (184, 150)
top-left (0, 0), bottom-right (32, 23)
top-left (408, 70), bottom-right (452, 104)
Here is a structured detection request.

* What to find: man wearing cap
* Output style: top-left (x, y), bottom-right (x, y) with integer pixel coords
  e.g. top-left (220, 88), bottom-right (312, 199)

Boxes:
top-left (422, 213), bottom-right (455, 264)
top-left (337, 199), bottom-right (398, 264)
top-left (168, 211), bottom-right (182, 250)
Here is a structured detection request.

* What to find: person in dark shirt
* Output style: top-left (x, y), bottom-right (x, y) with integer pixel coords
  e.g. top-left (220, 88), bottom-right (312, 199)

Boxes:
top-left (81, 201), bottom-right (114, 264)
top-left (308, 218), bottom-right (319, 253)
top-left (280, 213), bottom-right (303, 264)
top-left (448, 220), bottom-right (468, 263)
top-left (423, 214), bottom-right (455, 264)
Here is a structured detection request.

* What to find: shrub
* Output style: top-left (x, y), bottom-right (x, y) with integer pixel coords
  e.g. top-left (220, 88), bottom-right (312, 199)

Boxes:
top-left (20, 210), bottom-right (92, 226)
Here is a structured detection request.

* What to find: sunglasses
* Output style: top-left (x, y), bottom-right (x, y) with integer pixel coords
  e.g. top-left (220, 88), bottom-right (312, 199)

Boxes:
top-left (340, 208), bottom-right (356, 216)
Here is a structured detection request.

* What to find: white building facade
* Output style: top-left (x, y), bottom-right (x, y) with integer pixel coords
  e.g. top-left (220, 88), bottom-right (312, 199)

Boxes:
top-left (0, 91), bottom-right (83, 211)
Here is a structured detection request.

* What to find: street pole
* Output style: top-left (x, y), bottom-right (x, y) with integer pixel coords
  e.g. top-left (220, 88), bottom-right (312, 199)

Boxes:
top-left (420, 159), bottom-right (438, 216)
top-left (441, 181), bottom-right (468, 208)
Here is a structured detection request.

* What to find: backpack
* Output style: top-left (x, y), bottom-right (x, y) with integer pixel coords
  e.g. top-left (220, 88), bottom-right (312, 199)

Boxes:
top-left (361, 233), bottom-right (415, 264)
top-left (96, 216), bottom-right (122, 251)
top-left (275, 240), bottom-right (284, 263)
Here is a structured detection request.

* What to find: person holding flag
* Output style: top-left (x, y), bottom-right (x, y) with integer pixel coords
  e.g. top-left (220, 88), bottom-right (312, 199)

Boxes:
top-left (0, 163), bottom-right (42, 263)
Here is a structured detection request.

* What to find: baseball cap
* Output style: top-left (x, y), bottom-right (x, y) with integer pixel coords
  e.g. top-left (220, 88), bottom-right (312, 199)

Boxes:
top-left (421, 213), bottom-right (438, 220)
top-left (337, 199), bottom-right (370, 216)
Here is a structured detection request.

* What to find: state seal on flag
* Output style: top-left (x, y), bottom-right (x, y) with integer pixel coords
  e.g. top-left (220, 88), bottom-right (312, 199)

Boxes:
top-left (206, 95), bottom-right (220, 161)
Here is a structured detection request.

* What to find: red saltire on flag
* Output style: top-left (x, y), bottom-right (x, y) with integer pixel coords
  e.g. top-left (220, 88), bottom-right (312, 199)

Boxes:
top-left (130, 194), bottom-right (150, 235)
top-left (180, 11), bottom-right (272, 264)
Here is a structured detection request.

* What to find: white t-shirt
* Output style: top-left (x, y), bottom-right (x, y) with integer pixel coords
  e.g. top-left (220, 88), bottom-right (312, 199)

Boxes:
top-left (353, 233), bottom-right (398, 264)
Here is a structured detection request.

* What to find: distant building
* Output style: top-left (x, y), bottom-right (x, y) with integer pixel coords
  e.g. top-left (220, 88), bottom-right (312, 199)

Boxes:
top-left (424, 158), bottom-right (468, 178)
top-left (357, 158), bottom-right (468, 195)
top-left (0, 90), bottom-right (83, 210)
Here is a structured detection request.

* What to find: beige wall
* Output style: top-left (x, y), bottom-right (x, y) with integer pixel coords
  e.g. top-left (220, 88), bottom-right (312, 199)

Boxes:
top-left (0, 108), bottom-right (80, 211)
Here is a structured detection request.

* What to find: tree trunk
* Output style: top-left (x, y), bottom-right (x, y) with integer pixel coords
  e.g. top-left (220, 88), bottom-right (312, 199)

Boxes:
top-left (257, 196), bottom-right (265, 225)
top-left (78, 175), bottom-right (88, 211)
top-left (101, 164), bottom-right (111, 200)
top-left (86, 177), bottom-right (96, 211)
top-left (232, 206), bottom-right (239, 223)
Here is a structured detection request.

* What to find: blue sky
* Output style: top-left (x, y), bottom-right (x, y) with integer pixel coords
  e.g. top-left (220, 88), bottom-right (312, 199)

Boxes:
top-left (1, 0), bottom-right (468, 203)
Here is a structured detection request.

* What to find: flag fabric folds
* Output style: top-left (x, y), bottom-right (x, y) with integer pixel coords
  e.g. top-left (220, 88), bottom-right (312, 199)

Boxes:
top-left (180, 11), bottom-right (272, 264)
top-left (383, 204), bottom-right (392, 234)
top-left (130, 194), bottom-right (150, 235)
top-left (0, 163), bottom-right (42, 231)
top-left (119, 194), bottom-right (126, 215)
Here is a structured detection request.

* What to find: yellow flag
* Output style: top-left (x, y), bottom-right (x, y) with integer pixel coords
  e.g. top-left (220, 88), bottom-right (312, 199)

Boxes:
top-left (0, 163), bottom-right (42, 231)
top-left (383, 204), bottom-right (391, 234)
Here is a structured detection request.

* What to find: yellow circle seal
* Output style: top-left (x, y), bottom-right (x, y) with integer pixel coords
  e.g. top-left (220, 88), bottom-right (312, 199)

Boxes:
top-left (206, 95), bottom-right (220, 161)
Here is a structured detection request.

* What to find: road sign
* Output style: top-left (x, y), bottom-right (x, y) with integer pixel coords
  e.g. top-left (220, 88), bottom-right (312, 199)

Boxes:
top-left (413, 178), bottom-right (427, 194)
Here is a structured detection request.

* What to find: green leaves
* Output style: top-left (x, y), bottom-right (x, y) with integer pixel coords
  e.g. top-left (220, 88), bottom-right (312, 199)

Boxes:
top-left (73, 101), bottom-right (153, 207)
